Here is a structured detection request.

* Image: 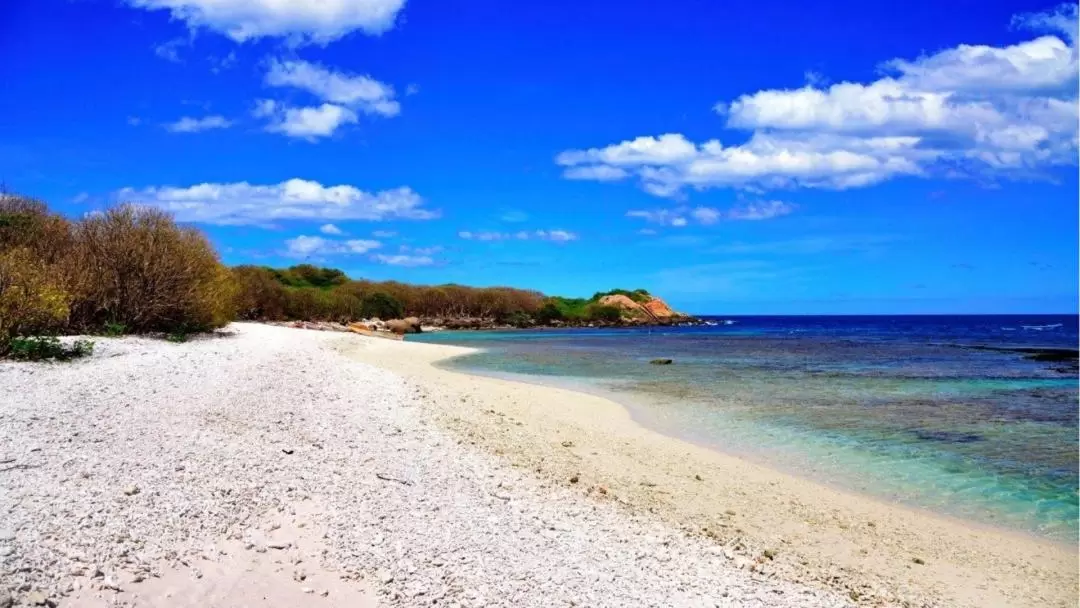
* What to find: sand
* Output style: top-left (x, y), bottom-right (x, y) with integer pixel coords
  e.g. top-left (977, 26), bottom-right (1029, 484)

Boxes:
top-left (1, 323), bottom-right (853, 607)
top-left (341, 334), bottom-right (1079, 608)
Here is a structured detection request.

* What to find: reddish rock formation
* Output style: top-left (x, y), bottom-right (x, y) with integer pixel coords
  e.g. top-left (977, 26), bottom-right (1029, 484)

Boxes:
top-left (598, 294), bottom-right (684, 324)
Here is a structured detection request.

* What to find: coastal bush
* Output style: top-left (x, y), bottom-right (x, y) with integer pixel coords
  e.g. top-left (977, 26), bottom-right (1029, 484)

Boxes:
top-left (0, 194), bottom-right (75, 265)
top-left (361, 291), bottom-right (404, 320)
top-left (232, 266), bottom-right (289, 320)
top-left (584, 303), bottom-right (623, 323)
top-left (69, 205), bottom-right (236, 334)
top-left (8, 335), bottom-right (93, 361)
top-left (592, 288), bottom-right (651, 304)
top-left (0, 247), bottom-right (72, 353)
top-left (271, 264), bottom-right (349, 289)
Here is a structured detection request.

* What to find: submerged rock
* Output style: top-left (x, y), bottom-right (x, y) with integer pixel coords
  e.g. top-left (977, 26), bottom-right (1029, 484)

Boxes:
top-left (649, 359), bottom-right (673, 365)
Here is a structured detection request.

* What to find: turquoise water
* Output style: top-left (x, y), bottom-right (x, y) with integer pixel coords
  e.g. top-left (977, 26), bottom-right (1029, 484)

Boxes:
top-left (411, 315), bottom-right (1079, 542)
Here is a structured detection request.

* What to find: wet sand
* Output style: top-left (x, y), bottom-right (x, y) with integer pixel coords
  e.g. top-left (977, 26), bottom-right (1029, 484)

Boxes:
top-left (342, 335), bottom-right (1078, 608)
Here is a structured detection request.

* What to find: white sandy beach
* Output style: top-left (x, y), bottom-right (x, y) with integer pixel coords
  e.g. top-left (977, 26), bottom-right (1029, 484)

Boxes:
top-left (1, 323), bottom-right (856, 608)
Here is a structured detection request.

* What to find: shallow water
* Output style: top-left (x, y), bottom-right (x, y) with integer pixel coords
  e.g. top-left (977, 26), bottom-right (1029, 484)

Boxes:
top-left (411, 315), bottom-right (1079, 542)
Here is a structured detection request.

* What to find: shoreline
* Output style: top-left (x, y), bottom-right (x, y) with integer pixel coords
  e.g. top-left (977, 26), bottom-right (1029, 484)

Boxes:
top-left (432, 352), bottom-right (1080, 546)
top-left (343, 335), bottom-right (1078, 608)
top-left (424, 354), bottom-right (1075, 549)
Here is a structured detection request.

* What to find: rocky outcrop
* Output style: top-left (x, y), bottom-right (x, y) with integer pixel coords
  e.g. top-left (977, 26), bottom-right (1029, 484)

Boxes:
top-left (598, 294), bottom-right (685, 324)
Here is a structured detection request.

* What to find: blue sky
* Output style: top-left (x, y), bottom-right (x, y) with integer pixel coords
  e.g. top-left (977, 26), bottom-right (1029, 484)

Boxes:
top-left (2, 0), bottom-right (1077, 314)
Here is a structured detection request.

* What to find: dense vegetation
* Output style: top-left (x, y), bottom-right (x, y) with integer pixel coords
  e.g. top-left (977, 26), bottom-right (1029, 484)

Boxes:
top-left (0, 195), bottom-right (234, 358)
top-left (0, 194), bottom-right (667, 357)
top-left (230, 265), bottom-right (647, 328)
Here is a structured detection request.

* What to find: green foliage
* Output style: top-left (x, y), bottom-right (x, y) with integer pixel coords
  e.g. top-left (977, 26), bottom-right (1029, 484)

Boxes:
top-left (590, 288), bottom-right (651, 303)
top-left (166, 330), bottom-right (190, 343)
top-left (101, 322), bottom-right (127, 337)
top-left (503, 310), bottom-right (533, 328)
top-left (361, 292), bottom-right (404, 320)
top-left (534, 301), bottom-right (566, 324)
top-left (584, 303), bottom-right (623, 323)
top-left (8, 336), bottom-right (93, 361)
top-left (270, 264), bottom-right (348, 289)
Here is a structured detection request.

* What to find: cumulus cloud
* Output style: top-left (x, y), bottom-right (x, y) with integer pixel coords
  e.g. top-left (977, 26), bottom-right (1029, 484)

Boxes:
top-left (254, 100), bottom-right (358, 140)
top-left (257, 60), bottom-right (399, 138)
top-left (284, 235), bottom-right (381, 258)
top-left (458, 229), bottom-right (578, 242)
top-left (319, 223), bottom-right (343, 235)
top-left (164, 115), bottom-right (232, 133)
top-left (557, 5), bottom-right (1079, 196)
top-left (125, 0), bottom-right (406, 44)
top-left (266, 59), bottom-right (399, 117)
top-left (117, 178), bottom-right (437, 225)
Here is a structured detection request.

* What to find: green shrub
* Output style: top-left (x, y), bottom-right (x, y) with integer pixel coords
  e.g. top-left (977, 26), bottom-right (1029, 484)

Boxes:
top-left (591, 288), bottom-right (651, 303)
top-left (361, 292), bottom-right (403, 320)
top-left (232, 266), bottom-right (289, 320)
top-left (8, 336), bottom-right (93, 361)
top-left (504, 310), bottom-right (533, 328)
top-left (585, 304), bottom-right (623, 323)
top-left (101, 321), bottom-right (127, 336)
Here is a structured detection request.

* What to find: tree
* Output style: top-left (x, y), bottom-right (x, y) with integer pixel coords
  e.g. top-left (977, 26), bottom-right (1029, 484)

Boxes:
top-left (361, 292), bottom-right (403, 320)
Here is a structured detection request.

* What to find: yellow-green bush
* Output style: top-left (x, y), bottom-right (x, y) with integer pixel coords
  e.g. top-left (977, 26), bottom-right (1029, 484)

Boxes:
top-left (0, 248), bottom-right (71, 354)
top-left (69, 205), bottom-right (235, 333)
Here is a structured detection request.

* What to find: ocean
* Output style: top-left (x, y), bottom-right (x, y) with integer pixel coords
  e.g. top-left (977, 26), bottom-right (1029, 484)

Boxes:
top-left (409, 314), bottom-right (1079, 542)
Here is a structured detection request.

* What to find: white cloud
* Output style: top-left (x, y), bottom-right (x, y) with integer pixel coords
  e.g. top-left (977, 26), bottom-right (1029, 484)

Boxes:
top-left (690, 207), bottom-right (722, 225)
top-left (154, 37), bottom-right (187, 62)
top-left (557, 5), bottom-right (1079, 196)
top-left (399, 244), bottom-right (442, 255)
top-left (266, 59), bottom-right (399, 117)
top-left (164, 115), bottom-right (232, 133)
top-left (562, 165), bottom-right (629, 181)
top-left (626, 208), bottom-right (688, 226)
top-left (534, 230), bottom-right (578, 242)
top-left (210, 50), bottom-right (237, 73)
top-left (629, 201), bottom-right (794, 226)
top-left (458, 229), bottom-right (578, 242)
top-left (727, 200), bottom-right (796, 221)
top-left (458, 230), bottom-right (505, 241)
top-left (372, 230), bottom-right (397, 238)
top-left (638, 228), bottom-right (658, 236)
top-left (255, 101), bottom-right (358, 139)
top-left (72, 192), bottom-right (90, 204)
top-left (127, 117), bottom-right (142, 126)
top-left (284, 235), bottom-right (381, 258)
top-left (117, 178), bottom-right (437, 225)
top-left (125, 0), bottom-right (406, 44)
top-left (256, 60), bottom-right (398, 139)
top-left (373, 253), bottom-right (435, 267)
top-left (319, 223), bottom-right (343, 235)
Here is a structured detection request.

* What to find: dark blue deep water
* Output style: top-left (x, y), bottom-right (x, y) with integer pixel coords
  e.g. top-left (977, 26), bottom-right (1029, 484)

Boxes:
top-left (412, 315), bottom-right (1079, 541)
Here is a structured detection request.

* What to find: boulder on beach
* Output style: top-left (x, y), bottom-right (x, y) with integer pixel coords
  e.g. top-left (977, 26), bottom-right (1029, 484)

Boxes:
top-left (386, 319), bottom-right (421, 335)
